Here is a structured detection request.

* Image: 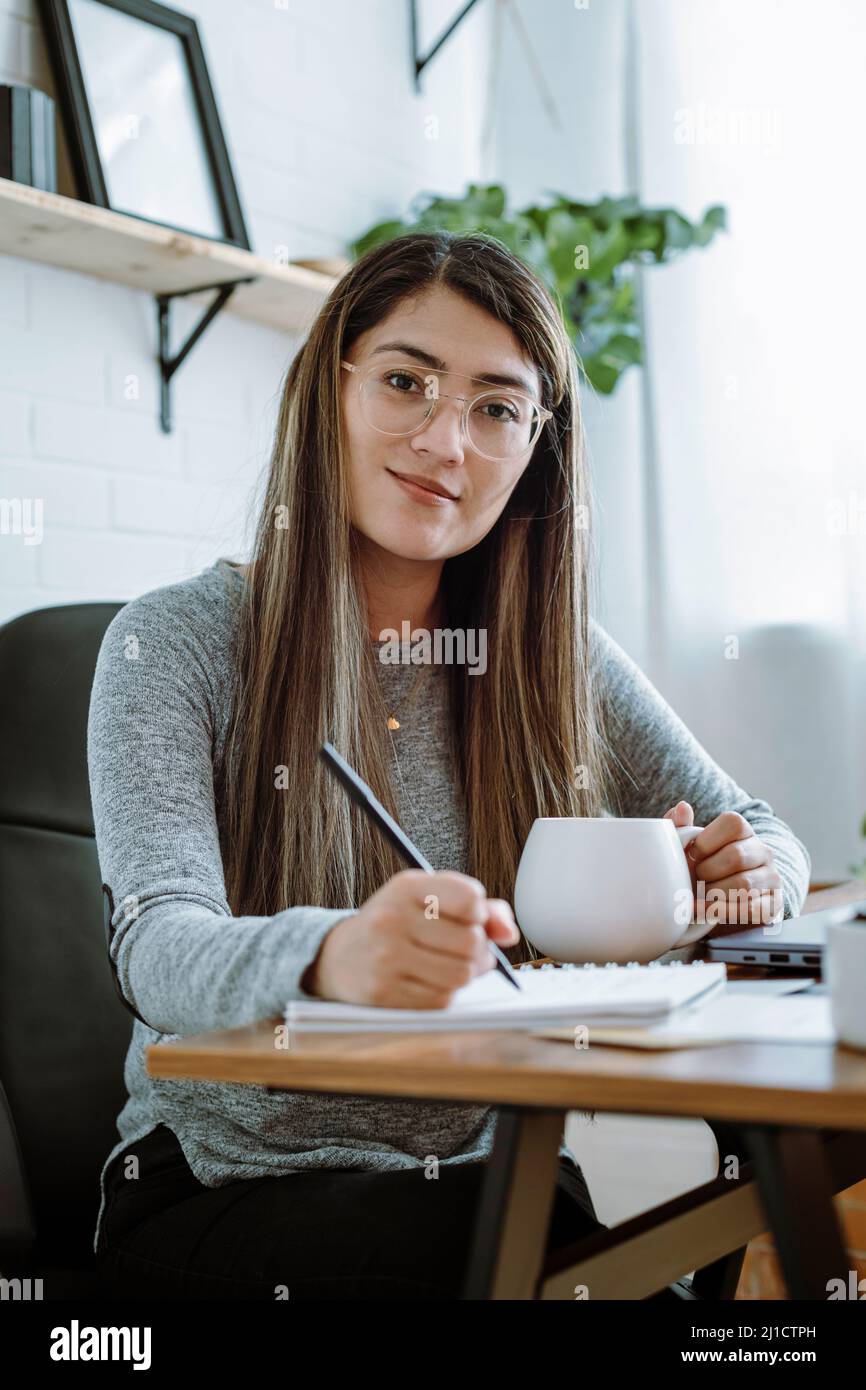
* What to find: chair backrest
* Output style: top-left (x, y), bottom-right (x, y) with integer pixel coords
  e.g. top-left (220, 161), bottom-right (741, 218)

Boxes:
top-left (0, 601), bottom-right (132, 1266)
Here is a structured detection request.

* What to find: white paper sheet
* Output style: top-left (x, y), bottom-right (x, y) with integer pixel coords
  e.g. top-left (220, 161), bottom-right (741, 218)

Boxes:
top-left (534, 991), bottom-right (836, 1049)
top-left (285, 961), bottom-right (727, 1033)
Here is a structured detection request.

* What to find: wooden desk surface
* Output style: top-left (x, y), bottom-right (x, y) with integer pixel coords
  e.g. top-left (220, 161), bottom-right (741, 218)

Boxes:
top-left (146, 1019), bottom-right (866, 1129)
top-left (146, 881), bottom-right (866, 1130)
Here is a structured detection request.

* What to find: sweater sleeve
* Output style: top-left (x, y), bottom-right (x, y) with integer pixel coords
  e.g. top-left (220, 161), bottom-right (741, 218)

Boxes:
top-left (86, 585), bottom-right (356, 1038)
top-left (589, 620), bottom-right (812, 919)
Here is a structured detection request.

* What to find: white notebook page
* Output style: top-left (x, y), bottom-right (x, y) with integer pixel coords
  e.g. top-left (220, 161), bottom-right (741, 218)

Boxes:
top-left (285, 961), bottom-right (727, 1032)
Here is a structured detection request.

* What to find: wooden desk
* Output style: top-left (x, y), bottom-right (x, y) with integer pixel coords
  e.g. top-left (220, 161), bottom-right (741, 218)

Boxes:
top-left (146, 882), bottom-right (866, 1300)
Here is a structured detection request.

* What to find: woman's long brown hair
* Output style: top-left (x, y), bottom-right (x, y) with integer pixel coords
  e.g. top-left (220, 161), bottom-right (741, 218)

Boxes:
top-left (220, 230), bottom-right (617, 963)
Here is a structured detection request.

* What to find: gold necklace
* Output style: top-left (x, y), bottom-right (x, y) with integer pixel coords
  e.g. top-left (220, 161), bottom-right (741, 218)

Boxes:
top-left (385, 660), bottom-right (434, 730)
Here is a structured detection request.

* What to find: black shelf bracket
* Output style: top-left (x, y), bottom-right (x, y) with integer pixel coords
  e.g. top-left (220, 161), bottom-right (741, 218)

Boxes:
top-left (156, 277), bottom-right (255, 433)
top-left (409, 0), bottom-right (484, 91)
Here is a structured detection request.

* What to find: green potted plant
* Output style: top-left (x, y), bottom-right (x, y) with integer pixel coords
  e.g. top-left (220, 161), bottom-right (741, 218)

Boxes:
top-left (352, 183), bottom-right (726, 395)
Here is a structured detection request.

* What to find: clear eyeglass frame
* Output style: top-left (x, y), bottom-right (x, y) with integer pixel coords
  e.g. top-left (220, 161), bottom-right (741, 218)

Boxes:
top-left (340, 358), bottom-right (553, 462)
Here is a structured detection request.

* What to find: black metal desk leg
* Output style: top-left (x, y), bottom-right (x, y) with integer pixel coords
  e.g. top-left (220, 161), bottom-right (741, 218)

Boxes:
top-left (462, 1106), bottom-right (566, 1300)
top-left (742, 1126), bottom-right (850, 1300)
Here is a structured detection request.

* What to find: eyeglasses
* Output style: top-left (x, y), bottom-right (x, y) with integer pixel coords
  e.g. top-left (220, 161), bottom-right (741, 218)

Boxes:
top-left (341, 359), bottom-right (552, 462)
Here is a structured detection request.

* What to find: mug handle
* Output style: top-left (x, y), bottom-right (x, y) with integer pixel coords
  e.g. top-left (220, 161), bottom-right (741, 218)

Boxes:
top-left (671, 823), bottom-right (709, 944)
top-left (675, 824), bottom-right (704, 853)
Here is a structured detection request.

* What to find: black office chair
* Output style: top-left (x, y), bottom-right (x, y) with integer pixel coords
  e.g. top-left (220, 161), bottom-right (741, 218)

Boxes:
top-left (0, 601), bottom-right (130, 1298)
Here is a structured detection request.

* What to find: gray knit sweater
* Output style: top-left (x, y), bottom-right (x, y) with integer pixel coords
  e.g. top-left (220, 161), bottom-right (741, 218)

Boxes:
top-left (87, 557), bottom-right (811, 1252)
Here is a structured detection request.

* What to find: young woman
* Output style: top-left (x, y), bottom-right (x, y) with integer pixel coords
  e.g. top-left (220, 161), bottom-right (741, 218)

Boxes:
top-left (88, 231), bottom-right (809, 1300)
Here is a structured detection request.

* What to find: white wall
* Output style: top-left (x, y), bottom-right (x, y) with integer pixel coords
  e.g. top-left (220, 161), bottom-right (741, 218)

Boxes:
top-left (0, 0), bottom-right (493, 625)
top-left (480, 0), bottom-right (652, 666)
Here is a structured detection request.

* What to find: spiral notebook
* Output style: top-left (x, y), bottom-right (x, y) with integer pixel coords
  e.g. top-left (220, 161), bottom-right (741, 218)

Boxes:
top-left (285, 961), bottom-right (727, 1033)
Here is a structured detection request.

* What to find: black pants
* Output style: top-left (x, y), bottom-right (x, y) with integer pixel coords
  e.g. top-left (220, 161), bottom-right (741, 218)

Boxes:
top-left (95, 1119), bottom-right (748, 1300)
top-left (95, 1122), bottom-right (605, 1300)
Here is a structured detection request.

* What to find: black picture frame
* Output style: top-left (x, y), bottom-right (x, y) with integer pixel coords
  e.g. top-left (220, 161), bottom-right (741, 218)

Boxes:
top-left (37, 0), bottom-right (250, 249)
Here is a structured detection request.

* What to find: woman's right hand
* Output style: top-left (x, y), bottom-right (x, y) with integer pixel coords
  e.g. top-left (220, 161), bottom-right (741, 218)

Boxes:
top-left (302, 869), bottom-right (521, 1008)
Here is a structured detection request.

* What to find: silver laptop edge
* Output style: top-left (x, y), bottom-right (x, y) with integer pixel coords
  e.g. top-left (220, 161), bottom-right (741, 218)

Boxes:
top-left (705, 900), bottom-right (866, 968)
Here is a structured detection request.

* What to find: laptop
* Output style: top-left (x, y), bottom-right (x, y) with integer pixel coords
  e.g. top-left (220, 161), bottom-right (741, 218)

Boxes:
top-left (705, 900), bottom-right (866, 968)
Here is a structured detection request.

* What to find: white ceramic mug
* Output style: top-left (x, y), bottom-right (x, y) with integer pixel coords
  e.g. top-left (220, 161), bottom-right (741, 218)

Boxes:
top-left (514, 816), bottom-right (708, 964)
top-left (826, 918), bottom-right (866, 1050)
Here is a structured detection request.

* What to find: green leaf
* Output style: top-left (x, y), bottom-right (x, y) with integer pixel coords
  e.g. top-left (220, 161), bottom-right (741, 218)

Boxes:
top-left (661, 209), bottom-right (695, 252)
top-left (585, 220), bottom-right (632, 280)
top-left (522, 204), bottom-right (550, 233)
top-left (693, 204), bottom-right (728, 247)
top-left (549, 193), bottom-right (641, 227)
top-left (466, 183), bottom-right (507, 219)
top-left (623, 215), bottom-right (665, 258)
top-left (415, 198), bottom-right (481, 233)
top-left (580, 355), bottom-right (620, 394)
top-left (594, 194), bottom-right (643, 224)
top-left (350, 219), bottom-right (409, 258)
top-left (610, 279), bottom-right (636, 315)
top-left (599, 332), bottom-right (644, 368)
top-left (545, 211), bottom-right (596, 286)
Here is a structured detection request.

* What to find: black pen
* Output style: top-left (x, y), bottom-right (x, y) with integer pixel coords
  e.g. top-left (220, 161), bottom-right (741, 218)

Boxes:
top-left (319, 741), bottom-right (521, 991)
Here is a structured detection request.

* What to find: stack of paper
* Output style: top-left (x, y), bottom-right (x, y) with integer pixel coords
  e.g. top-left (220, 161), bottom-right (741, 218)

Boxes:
top-left (285, 961), bottom-right (727, 1033)
top-left (535, 989), bottom-right (836, 1048)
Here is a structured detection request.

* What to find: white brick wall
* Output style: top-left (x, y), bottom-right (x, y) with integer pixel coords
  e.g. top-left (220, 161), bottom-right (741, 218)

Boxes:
top-left (0, 0), bottom-right (492, 624)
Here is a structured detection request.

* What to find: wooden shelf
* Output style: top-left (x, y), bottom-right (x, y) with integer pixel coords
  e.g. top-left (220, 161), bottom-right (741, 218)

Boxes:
top-left (0, 176), bottom-right (338, 334)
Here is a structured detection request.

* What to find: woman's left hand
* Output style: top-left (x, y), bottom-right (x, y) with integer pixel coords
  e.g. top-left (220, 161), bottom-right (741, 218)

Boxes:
top-left (663, 801), bottom-right (784, 932)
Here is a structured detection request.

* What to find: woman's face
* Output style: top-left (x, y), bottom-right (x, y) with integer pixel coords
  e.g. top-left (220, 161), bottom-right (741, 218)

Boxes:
top-left (341, 286), bottom-right (543, 563)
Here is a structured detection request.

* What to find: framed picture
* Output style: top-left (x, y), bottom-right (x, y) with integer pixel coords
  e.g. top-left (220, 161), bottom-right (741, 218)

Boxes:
top-left (38, 0), bottom-right (249, 248)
